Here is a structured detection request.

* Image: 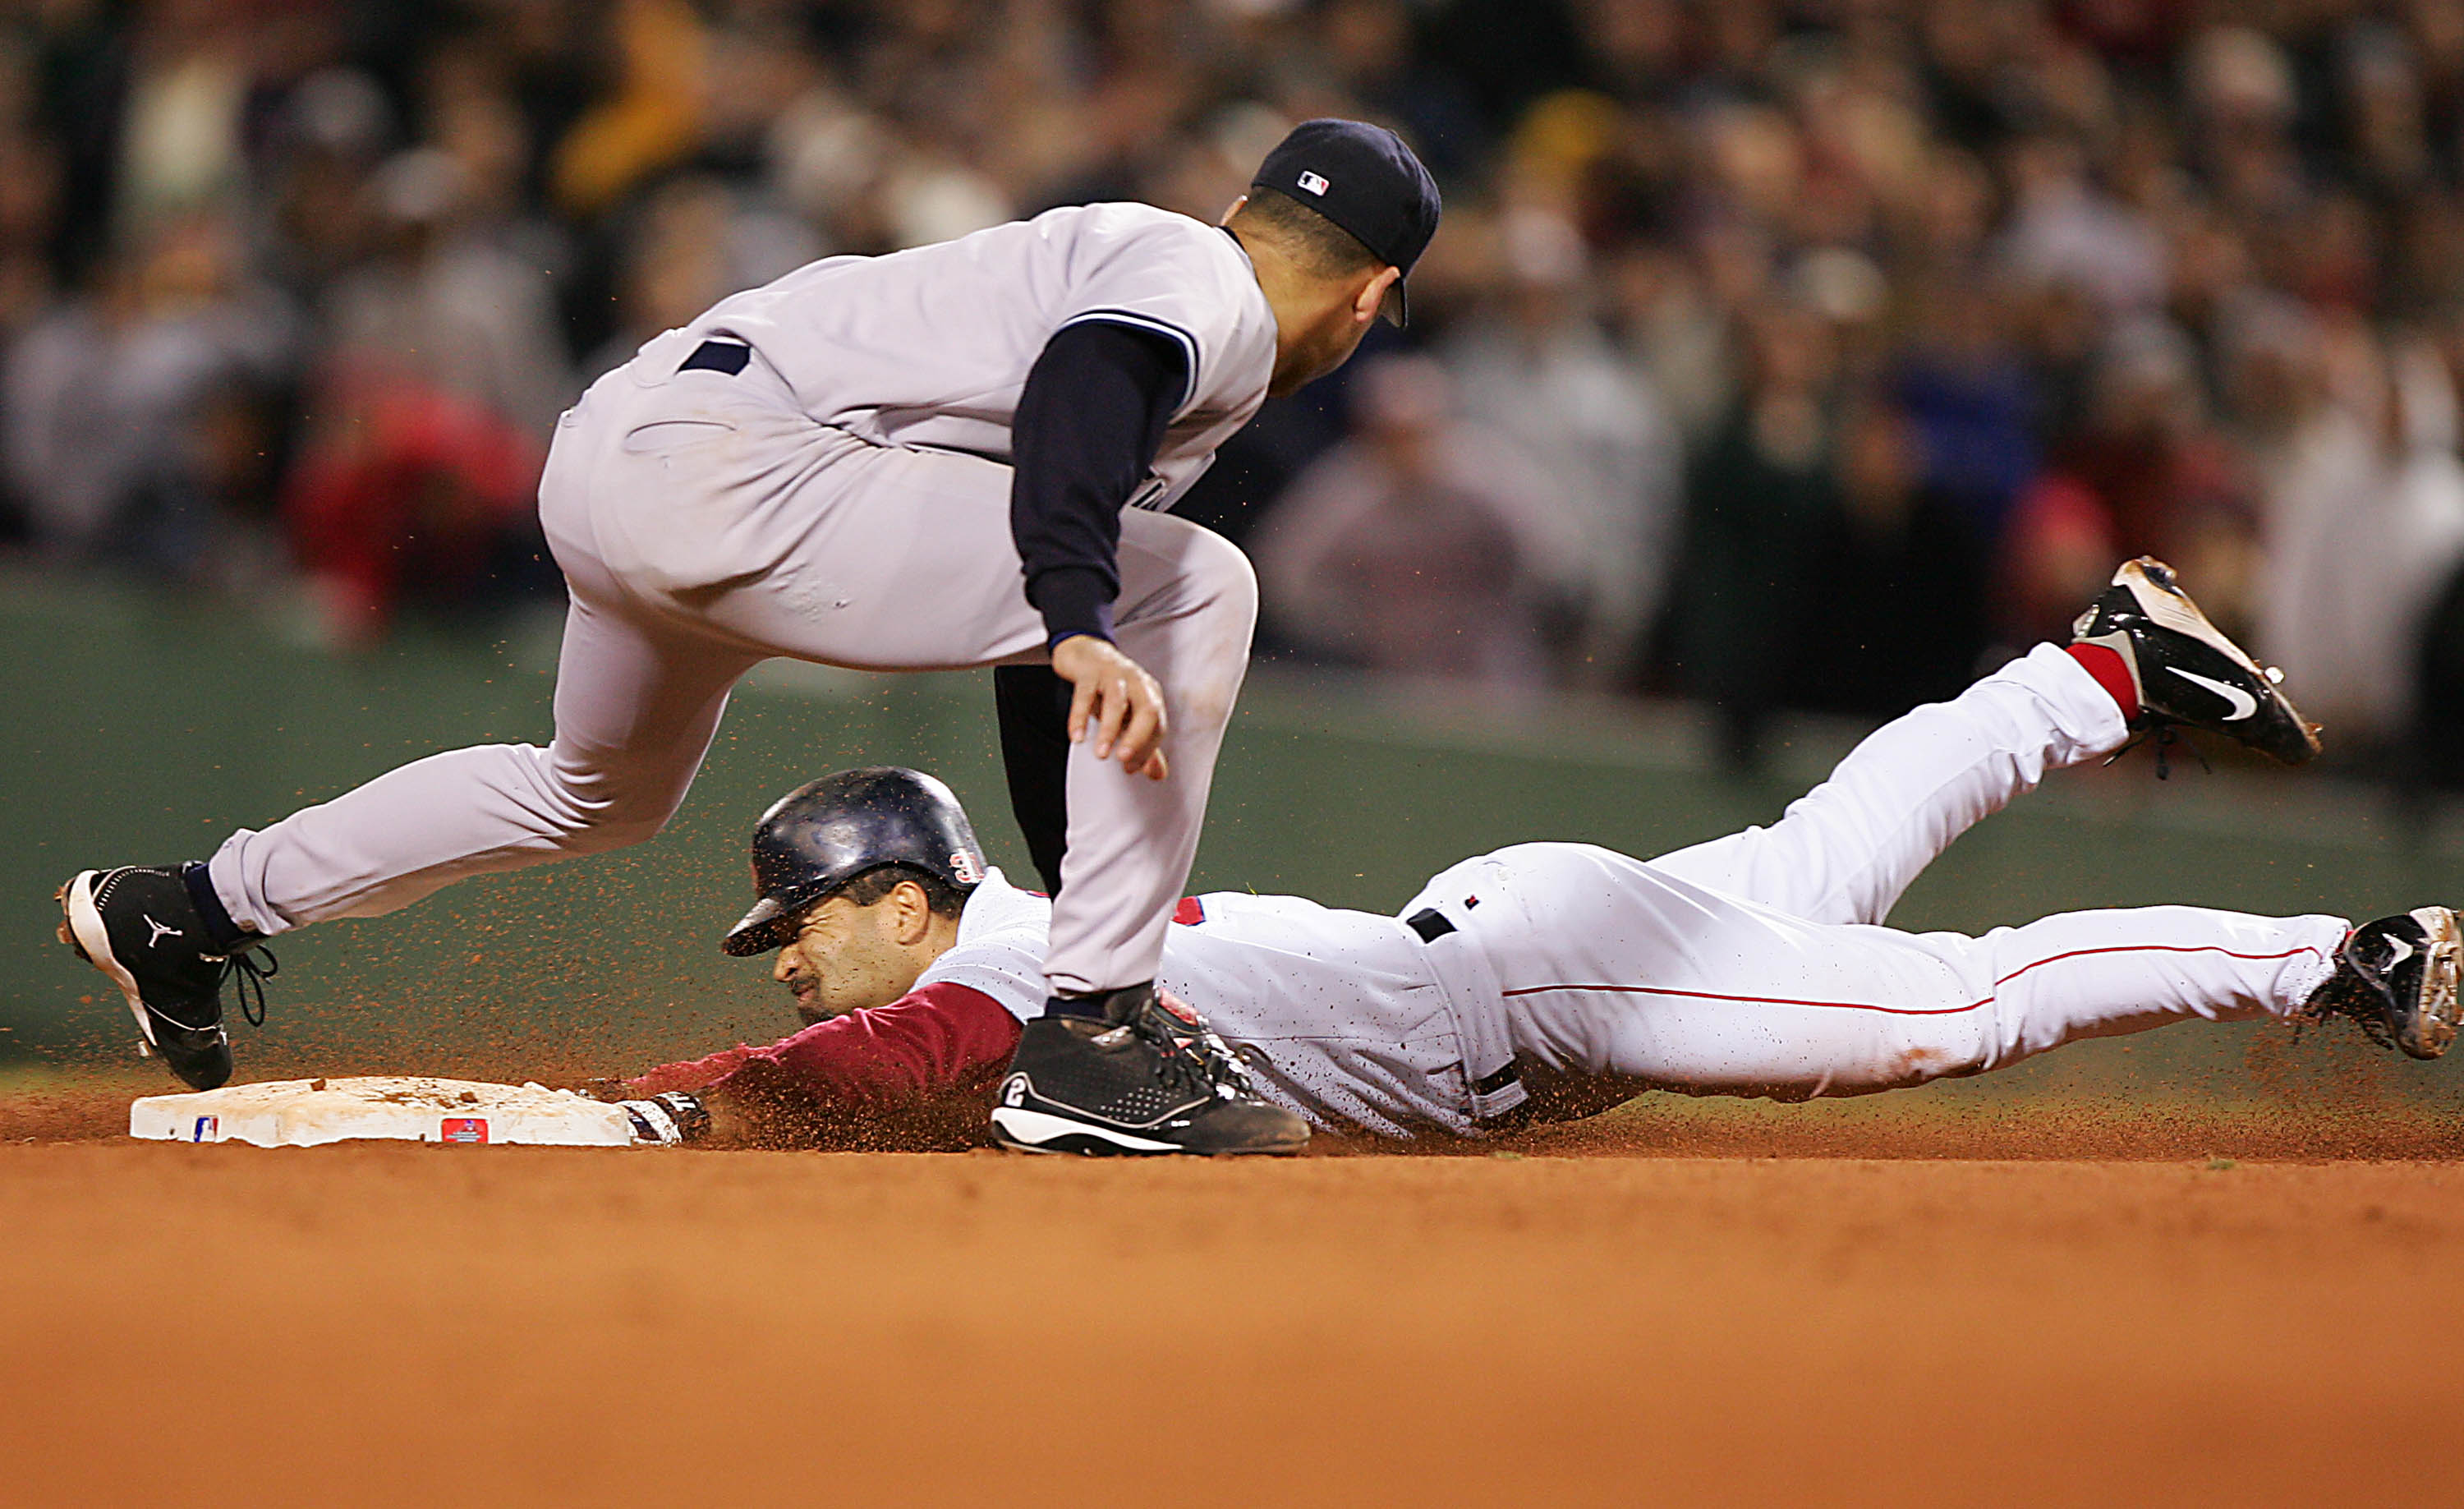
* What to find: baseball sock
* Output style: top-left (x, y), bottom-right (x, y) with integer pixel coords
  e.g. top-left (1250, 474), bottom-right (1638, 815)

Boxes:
top-left (1044, 982), bottom-right (1149, 1024)
top-left (181, 861), bottom-right (255, 951)
top-left (2065, 642), bottom-right (2139, 721)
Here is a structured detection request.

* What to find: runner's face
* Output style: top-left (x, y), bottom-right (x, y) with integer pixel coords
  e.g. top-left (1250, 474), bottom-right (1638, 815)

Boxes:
top-left (773, 895), bottom-right (926, 1024)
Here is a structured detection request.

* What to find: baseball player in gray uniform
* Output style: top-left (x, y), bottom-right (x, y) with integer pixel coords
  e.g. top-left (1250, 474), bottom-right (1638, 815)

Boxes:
top-left (57, 120), bottom-right (1441, 1156)
top-left (611, 562), bottom-right (2457, 1152)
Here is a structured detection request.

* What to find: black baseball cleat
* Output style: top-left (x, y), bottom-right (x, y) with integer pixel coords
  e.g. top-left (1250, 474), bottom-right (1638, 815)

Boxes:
top-left (991, 987), bottom-right (1309, 1156)
top-left (56, 866), bottom-right (275, 1092)
top-left (2072, 557), bottom-right (2322, 765)
top-left (2297, 908), bottom-right (2463, 1061)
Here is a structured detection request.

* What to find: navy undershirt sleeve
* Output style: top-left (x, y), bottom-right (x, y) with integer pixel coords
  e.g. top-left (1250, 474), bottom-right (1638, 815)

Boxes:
top-left (1010, 320), bottom-right (1189, 646)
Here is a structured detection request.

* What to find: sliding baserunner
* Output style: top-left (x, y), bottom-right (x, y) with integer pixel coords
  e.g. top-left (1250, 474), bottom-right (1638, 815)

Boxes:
top-left (606, 560), bottom-right (2455, 1152)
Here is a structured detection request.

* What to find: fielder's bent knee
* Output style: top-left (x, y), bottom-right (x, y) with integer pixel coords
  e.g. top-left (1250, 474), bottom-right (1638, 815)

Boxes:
top-left (1114, 517), bottom-right (1257, 734)
top-left (1186, 526), bottom-right (1260, 628)
top-left (1129, 512), bottom-right (1258, 626)
top-left (536, 749), bottom-right (694, 854)
top-left (557, 811), bottom-right (671, 855)
top-left (1174, 533), bottom-right (1257, 732)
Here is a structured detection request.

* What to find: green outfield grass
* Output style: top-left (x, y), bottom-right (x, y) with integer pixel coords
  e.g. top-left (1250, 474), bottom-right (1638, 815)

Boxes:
top-left (7, 568), bottom-right (2462, 1110)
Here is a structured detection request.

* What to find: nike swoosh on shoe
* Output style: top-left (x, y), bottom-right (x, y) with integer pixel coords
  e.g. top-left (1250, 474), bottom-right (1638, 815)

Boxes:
top-left (2169, 666), bottom-right (2259, 721)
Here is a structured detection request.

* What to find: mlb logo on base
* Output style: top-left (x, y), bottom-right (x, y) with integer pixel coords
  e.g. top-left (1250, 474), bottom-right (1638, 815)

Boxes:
top-left (439, 1117), bottom-right (489, 1144)
top-left (191, 1116), bottom-right (216, 1143)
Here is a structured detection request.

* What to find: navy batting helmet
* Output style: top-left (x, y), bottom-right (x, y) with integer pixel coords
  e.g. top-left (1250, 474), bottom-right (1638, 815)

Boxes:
top-left (721, 767), bottom-right (987, 956)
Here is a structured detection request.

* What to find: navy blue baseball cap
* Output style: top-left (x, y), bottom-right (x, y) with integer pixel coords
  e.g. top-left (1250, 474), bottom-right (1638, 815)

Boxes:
top-left (1252, 118), bottom-right (1441, 324)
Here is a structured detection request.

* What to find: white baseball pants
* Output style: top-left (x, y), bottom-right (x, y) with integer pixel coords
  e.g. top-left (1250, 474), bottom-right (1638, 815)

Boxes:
top-left (206, 337), bottom-right (1257, 996)
top-left (1436, 643), bottom-right (2349, 1096)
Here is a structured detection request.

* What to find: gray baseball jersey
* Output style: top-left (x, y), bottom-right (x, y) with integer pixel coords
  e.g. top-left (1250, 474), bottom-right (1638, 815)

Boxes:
top-left (691, 202), bottom-right (1277, 510)
top-left (206, 203), bottom-right (1279, 1001)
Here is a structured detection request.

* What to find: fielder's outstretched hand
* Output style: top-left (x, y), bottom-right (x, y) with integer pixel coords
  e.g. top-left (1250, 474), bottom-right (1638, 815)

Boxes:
top-left (1051, 634), bottom-right (1170, 780)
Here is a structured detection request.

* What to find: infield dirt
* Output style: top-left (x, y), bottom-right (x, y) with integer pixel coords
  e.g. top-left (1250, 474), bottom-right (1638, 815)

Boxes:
top-left (3, 1095), bottom-right (2459, 1507)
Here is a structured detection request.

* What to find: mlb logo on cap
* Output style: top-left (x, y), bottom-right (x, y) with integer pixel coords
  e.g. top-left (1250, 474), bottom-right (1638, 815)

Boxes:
top-left (1251, 118), bottom-right (1441, 324)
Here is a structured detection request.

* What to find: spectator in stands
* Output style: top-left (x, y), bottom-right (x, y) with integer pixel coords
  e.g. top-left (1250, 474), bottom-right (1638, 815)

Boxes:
top-left (1667, 301), bottom-right (1841, 773)
top-left (2044, 315), bottom-right (2254, 622)
top-left (2232, 299), bottom-right (2381, 724)
top-left (582, 174), bottom-right (819, 382)
top-left (2, 211), bottom-right (297, 568)
top-left (1804, 392), bottom-right (1991, 718)
top-left (1254, 354), bottom-right (1567, 688)
top-left (1891, 273), bottom-right (2038, 557)
top-left (2250, 320), bottom-right (2464, 748)
top-left (1446, 206), bottom-right (1678, 687)
top-left (322, 147), bottom-right (572, 443)
top-left (281, 363), bottom-right (545, 650)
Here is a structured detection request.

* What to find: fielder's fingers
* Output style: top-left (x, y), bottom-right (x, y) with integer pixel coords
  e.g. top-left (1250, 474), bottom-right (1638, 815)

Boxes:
top-left (1140, 749), bottom-right (1170, 781)
top-left (1092, 677), bottom-right (1131, 759)
top-left (1066, 674), bottom-right (1097, 744)
top-left (1116, 692), bottom-right (1162, 772)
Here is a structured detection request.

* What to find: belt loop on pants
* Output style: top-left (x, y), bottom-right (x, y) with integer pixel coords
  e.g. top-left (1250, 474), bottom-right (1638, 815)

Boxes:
top-left (1404, 905), bottom-right (1529, 1129)
top-left (679, 338), bottom-right (752, 375)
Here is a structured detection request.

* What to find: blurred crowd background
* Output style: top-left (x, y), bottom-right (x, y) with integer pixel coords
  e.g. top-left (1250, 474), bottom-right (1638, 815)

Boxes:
top-left (7, 0), bottom-right (2464, 780)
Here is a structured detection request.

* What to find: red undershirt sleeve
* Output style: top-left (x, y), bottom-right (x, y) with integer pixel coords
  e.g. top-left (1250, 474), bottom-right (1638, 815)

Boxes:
top-left (623, 982), bottom-right (1025, 1111)
top-left (623, 1044), bottom-right (757, 1095)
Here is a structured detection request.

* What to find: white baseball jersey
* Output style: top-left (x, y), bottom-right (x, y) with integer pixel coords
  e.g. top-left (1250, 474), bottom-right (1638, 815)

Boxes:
top-left (924, 872), bottom-right (1484, 1138)
top-left (690, 202), bottom-right (1280, 511)
top-left (919, 645), bottom-right (2350, 1139)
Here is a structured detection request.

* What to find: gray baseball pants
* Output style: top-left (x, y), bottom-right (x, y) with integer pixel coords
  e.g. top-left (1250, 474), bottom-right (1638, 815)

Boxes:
top-left (205, 336), bottom-right (1259, 996)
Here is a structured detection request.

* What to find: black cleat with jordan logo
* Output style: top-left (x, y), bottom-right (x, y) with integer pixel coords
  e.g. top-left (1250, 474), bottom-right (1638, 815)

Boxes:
top-left (2072, 556), bottom-right (2322, 764)
top-left (2298, 908), bottom-right (2463, 1060)
top-left (991, 986), bottom-right (1309, 1156)
top-left (56, 865), bottom-right (274, 1091)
